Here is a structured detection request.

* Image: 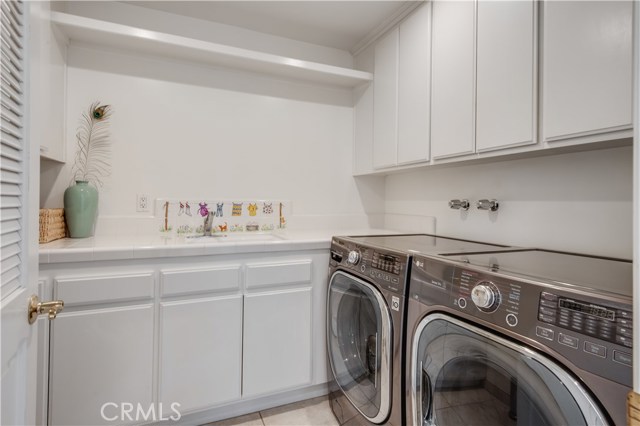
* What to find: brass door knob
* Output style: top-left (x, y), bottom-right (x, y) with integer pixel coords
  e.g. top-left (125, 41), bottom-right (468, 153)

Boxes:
top-left (28, 295), bottom-right (64, 324)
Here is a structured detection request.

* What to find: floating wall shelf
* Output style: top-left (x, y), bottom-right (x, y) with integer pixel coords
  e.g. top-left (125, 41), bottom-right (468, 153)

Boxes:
top-left (51, 12), bottom-right (374, 88)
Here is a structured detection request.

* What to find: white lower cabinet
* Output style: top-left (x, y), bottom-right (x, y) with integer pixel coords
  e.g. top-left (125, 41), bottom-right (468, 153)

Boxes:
top-left (49, 273), bottom-right (155, 426)
top-left (159, 296), bottom-right (243, 412)
top-left (49, 305), bottom-right (155, 426)
top-left (243, 259), bottom-right (314, 397)
top-left (41, 250), bottom-right (328, 425)
top-left (243, 288), bottom-right (312, 397)
top-left (159, 266), bottom-right (243, 414)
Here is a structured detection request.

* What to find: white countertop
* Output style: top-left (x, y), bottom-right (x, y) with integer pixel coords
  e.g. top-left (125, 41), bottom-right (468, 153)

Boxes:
top-left (39, 229), bottom-right (394, 264)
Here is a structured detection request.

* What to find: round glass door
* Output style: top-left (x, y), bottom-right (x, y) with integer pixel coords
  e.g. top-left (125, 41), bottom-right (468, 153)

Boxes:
top-left (327, 271), bottom-right (392, 424)
top-left (412, 314), bottom-right (607, 426)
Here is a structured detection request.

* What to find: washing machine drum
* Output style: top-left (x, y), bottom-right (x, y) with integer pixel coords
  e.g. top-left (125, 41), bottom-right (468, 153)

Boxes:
top-left (327, 272), bottom-right (392, 424)
top-left (412, 316), bottom-right (608, 426)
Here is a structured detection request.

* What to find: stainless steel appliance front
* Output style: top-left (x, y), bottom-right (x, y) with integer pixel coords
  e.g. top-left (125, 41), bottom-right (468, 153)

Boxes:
top-left (407, 251), bottom-right (632, 426)
top-left (327, 237), bottom-right (409, 426)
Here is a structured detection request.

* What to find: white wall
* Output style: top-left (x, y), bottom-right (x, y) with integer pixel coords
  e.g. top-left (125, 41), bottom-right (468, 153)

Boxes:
top-left (385, 146), bottom-right (633, 258)
top-left (40, 44), bottom-right (385, 232)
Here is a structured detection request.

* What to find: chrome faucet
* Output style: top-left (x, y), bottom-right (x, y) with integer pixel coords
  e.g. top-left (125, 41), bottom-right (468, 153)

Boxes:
top-left (203, 211), bottom-right (215, 236)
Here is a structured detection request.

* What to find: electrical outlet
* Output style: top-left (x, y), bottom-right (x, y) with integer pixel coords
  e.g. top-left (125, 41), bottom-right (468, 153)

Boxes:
top-left (137, 194), bottom-right (150, 212)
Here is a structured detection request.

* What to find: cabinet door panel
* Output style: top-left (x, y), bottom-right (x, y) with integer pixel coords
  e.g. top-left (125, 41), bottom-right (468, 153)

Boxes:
top-left (373, 28), bottom-right (399, 169)
top-left (243, 288), bottom-right (312, 397)
top-left (398, 3), bottom-right (431, 165)
top-left (160, 266), bottom-right (240, 297)
top-left (476, 0), bottom-right (535, 151)
top-left (49, 305), bottom-right (154, 426)
top-left (430, 0), bottom-right (476, 159)
top-left (160, 295), bottom-right (242, 412)
top-left (245, 259), bottom-right (311, 290)
top-left (55, 273), bottom-right (154, 306)
top-left (543, 1), bottom-right (632, 141)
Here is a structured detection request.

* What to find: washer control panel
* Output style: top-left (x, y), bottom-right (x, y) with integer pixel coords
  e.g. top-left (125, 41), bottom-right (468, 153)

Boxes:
top-left (330, 238), bottom-right (409, 295)
top-left (537, 292), bottom-right (632, 349)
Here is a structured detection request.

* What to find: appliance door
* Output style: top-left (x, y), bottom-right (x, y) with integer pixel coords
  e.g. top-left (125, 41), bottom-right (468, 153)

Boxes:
top-left (327, 271), bottom-right (392, 424)
top-left (412, 314), bottom-right (608, 426)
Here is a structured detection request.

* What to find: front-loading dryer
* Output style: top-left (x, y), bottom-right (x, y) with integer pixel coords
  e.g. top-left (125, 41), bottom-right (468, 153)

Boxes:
top-left (406, 250), bottom-right (632, 426)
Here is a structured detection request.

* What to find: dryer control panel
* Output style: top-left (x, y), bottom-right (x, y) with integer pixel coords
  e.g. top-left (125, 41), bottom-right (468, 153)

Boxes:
top-left (330, 238), bottom-right (409, 295)
top-left (410, 255), bottom-right (632, 388)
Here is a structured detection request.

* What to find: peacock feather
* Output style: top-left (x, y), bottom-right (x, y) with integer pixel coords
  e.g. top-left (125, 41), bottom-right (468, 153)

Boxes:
top-left (71, 101), bottom-right (112, 187)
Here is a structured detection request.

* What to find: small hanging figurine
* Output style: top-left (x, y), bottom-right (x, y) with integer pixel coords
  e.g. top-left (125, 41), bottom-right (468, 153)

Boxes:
top-left (185, 201), bottom-right (192, 216)
top-left (215, 202), bottom-right (224, 217)
top-left (198, 202), bottom-right (209, 217)
top-left (248, 203), bottom-right (258, 216)
top-left (178, 202), bottom-right (185, 216)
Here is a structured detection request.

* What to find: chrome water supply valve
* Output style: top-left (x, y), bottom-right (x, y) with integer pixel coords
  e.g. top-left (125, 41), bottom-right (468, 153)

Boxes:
top-left (476, 199), bottom-right (499, 211)
top-left (449, 199), bottom-right (470, 210)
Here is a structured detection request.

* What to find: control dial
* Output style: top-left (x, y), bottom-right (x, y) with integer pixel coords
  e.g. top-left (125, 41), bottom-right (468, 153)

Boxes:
top-left (471, 281), bottom-right (500, 313)
top-left (347, 250), bottom-right (361, 265)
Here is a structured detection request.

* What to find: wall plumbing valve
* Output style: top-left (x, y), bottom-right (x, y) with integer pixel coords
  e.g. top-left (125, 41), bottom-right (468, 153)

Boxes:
top-left (449, 199), bottom-right (470, 211)
top-left (476, 199), bottom-right (499, 211)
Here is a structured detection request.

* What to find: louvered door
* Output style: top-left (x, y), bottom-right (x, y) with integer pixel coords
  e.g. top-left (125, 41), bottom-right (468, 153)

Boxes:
top-left (1, 1), bottom-right (39, 425)
top-left (1, 0), bottom-right (25, 298)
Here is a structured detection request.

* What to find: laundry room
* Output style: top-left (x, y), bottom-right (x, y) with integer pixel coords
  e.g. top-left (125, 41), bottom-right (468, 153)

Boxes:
top-left (1, 1), bottom-right (637, 425)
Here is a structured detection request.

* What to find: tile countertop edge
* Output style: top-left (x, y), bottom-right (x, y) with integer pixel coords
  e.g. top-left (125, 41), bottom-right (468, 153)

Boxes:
top-left (39, 229), bottom-right (395, 264)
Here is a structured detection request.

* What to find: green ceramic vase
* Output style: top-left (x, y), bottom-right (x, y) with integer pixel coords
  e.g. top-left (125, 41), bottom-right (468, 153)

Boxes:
top-left (64, 180), bottom-right (98, 238)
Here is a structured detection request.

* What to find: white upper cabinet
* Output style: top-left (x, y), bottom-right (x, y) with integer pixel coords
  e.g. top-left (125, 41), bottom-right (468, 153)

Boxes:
top-left (373, 4), bottom-right (431, 170)
top-left (430, 0), bottom-right (476, 159)
top-left (476, 0), bottom-right (536, 152)
top-left (30, 2), bottom-right (67, 163)
top-left (542, 1), bottom-right (632, 142)
top-left (373, 28), bottom-right (399, 169)
top-left (397, 3), bottom-right (431, 165)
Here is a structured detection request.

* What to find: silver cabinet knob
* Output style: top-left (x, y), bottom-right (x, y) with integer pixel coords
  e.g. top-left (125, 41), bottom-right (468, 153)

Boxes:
top-left (448, 199), bottom-right (470, 210)
top-left (476, 199), bottom-right (499, 211)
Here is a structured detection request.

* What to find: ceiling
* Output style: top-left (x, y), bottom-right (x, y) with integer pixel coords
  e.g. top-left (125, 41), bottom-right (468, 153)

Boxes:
top-left (125, 1), bottom-right (416, 52)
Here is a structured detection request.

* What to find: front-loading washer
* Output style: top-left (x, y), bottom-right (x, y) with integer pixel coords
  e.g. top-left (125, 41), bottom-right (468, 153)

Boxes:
top-left (326, 234), bottom-right (510, 425)
top-left (406, 249), bottom-right (632, 426)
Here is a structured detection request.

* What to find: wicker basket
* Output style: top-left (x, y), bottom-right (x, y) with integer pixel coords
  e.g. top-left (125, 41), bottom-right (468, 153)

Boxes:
top-left (39, 209), bottom-right (67, 243)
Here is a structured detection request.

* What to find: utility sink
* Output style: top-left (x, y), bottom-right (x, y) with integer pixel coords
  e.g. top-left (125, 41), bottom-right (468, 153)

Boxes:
top-left (185, 233), bottom-right (287, 243)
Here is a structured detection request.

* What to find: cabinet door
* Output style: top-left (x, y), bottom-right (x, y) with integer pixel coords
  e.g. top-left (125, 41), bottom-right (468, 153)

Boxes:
top-left (243, 288), bottom-right (312, 397)
top-left (476, 0), bottom-right (536, 152)
top-left (159, 295), bottom-right (242, 413)
top-left (398, 3), bottom-right (431, 165)
top-left (430, 0), bottom-right (476, 159)
top-left (30, 1), bottom-right (67, 162)
top-left (49, 305), bottom-right (154, 426)
top-left (543, 1), bottom-right (632, 142)
top-left (373, 28), bottom-right (399, 169)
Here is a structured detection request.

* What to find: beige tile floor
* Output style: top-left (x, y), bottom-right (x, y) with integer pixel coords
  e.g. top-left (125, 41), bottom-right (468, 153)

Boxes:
top-left (204, 396), bottom-right (339, 426)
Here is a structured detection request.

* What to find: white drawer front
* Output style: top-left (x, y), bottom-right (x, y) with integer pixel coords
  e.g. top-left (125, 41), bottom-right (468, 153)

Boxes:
top-left (54, 273), bottom-right (154, 306)
top-left (245, 260), bottom-right (312, 290)
top-left (160, 266), bottom-right (241, 297)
